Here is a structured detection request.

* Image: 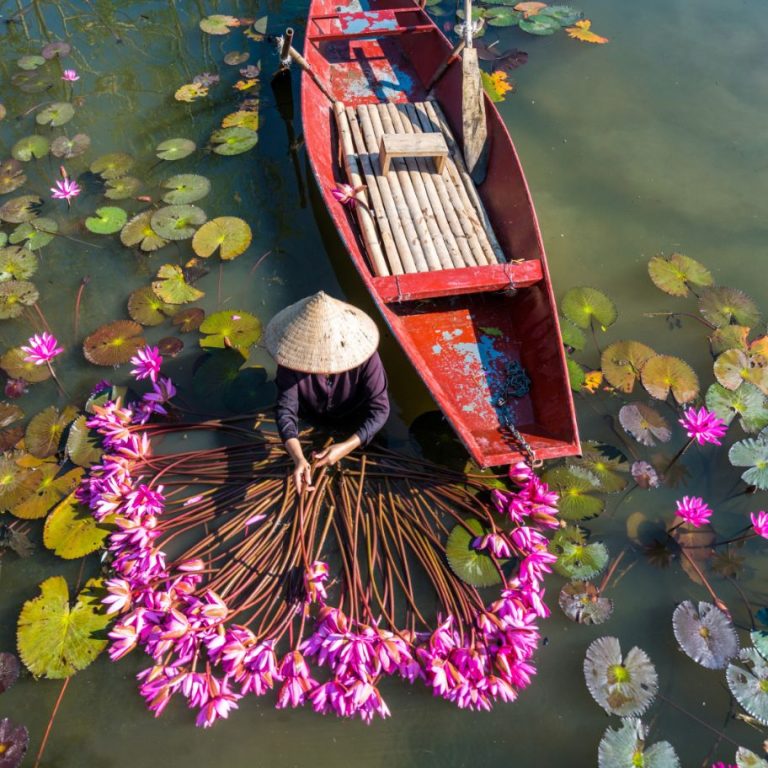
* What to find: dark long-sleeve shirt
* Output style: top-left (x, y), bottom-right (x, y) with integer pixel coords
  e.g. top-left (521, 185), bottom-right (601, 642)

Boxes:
top-left (275, 352), bottom-right (390, 446)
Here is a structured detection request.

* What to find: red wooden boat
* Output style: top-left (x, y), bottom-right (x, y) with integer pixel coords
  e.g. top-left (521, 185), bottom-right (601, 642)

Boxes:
top-left (300, 0), bottom-right (580, 467)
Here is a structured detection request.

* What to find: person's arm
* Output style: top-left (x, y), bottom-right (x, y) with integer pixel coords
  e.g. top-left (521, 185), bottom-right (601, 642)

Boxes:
top-left (285, 437), bottom-right (313, 493)
top-left (276, 367), bottom-right (312, 493)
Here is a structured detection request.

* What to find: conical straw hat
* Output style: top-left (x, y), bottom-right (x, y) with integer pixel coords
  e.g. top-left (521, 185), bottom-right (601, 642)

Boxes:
top-left (264, 291), bottom-right (380, 374)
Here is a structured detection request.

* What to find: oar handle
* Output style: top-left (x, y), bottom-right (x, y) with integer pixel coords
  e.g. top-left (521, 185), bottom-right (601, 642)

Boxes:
top-left (463, 0), bottom-right (472, 47)
top-left (280, 28), bottom-right (294, 63)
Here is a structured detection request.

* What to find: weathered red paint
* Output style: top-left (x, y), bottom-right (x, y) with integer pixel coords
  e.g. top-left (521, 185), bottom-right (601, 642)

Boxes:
top-left (301, 0), bottom-right (580, 467)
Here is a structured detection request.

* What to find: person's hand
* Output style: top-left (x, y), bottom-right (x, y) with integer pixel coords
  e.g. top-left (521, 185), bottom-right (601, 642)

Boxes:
top-left (314, 437), bottom-right (360, 468)
top-left (293, 456), bottom-right (314, 494)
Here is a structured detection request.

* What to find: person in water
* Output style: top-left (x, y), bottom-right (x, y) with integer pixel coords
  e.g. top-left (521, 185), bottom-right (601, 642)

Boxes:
top-left (264, 291), bottom-right (390, 493)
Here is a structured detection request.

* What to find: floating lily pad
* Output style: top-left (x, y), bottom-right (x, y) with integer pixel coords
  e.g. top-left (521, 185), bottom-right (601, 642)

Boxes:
top-left (706, 382), bottom-right (768, 433)
top-left (156, 137), bottom-right (196, 160)
top-left (10, 217), bottom-right (58, 250)
top-left (192, 216), bottom-right (252, 260)
top-left (619, 403), bottom-right (671, 446)
top-left (36, 101), bottom-right (75, 127)
top-left (0, 159), bottom-right (27, 195)
top-left (221, 110), bottom-right (260, 131)
top-left (648, 252), bottom-right (713, 297)
top-left (542, 466), bottom-right (604, 520)
top-left (224, 51), bottom-right (250, 65)
top-left (44, 492), bottom-right (110, 559)
top-left (551, 526), bottom-right (609, 579)
top-left (727, 647), bottom-right (768, 725)
top-left (699, 287), bottom-right (761, 328)
top-left (710, 325), bottom-right (750, 355)
top-left (640, 354), bottom-right (699, 404)
top-left (584, 636), bottom-right (658, 717)
top-left (0, 458), bottom-right (38, 511)
top-left (562, 287), bottom-right (617, 330)
top-left (736, 747), bottom-right (768, 768)
top-left (200, 14), bottom-right (239, 34)
top-left (11, 136), bottom-right (49, 162)
top-left (446, 518), bottom-right (502, 587)
top-left (0, 195), bottom-right (41, 224)
top-left (83, 320), bottom-right (146, 366)
top-left (199, 309), bottom-right (261, 353)
top-left (175, 82), bottom-right (208, 102)
top-left (601, 341), bottom-right (656, 393)
top-left (65, 415), bottom-right (103, 467)
top-left (12, 70), bottom-right (50, 93)
top-left (0, 347), bottom-right (50, 382)
top-left (485, 7), bottom-right (522, 26)
top-left (598, 718), bottom-right (680, 768)
top-left (12, 465), bottom-right (83, 520)
top-left (171, 306), bottom-right (205, 332)
top-left (0, 246), bottom-right (38, 281)
top-left (158, 336), bottom-right (183, 356)
top-left (0, 403), bottom-right (24, 452)
top-left (25, 405), bottom-right (77, 458)
top-left (89, 152), bottom-right (134, 180)
top-left (728, 437), bottom-right (768, 490)
top-left (85, 206), bottom-right (127, 235)
top-left (559, 582), bottom-right (613, 625)
top-left (17, 55), bottom-right (46, 71)
top-left (120, 210), bottom-right (169, 252)
top-left (49, 135), bottom-right (89, 163)
top-left (210, 126), bottom-right (259, 156)
top-left (104, 176), bottom-right (141, 200)
top-left (150, 205), bottom-right (206, 241)
top-left (539, 5), bottom-right (583, 25)
top-left (41, 41), bottom-right (72, 59)
top-left (0, 652), bottom-right (20, 694)
top-left (752, 629), bottom-right (768, 661)
top-left (17, 576), bottom-right (108, 678)
top-left (0, 717), bottom-right (28, 768)
top-left (152, 264), bottom-right (204, 304)
top-left (672, 600), bottom-right (739, 669)
top-left (560, 319), bottom-right (585, 351)
top-left (0, 281), bottom-right (39, 319)
top-left (161, 174), bottom-right (211, 205)
top-left (569, 442), bottom-right (630, 493)
top-left (567, 357), bottom-right (585, 391)
top-left (127, 285), bottom-right (173, 326)
top-left (519, 13), bottom-right (561, 34)
top-left (714, 348), bottom-right (768, 394)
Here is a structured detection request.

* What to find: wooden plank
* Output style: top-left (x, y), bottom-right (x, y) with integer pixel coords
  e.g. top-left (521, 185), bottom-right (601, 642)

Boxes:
top-left (379, 132), bottom-right (448, 175)
top-left (372, 259), bottom-right (543, 303)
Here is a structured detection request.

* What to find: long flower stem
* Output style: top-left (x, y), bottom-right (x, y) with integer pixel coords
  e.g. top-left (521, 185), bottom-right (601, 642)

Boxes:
top-left (33, 676), bottom-right (71, 768)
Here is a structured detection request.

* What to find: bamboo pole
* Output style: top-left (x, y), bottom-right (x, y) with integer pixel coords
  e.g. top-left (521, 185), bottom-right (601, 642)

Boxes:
top-left (355, 105), bottom-right (429, 272)
top-left (346, 108), bottom-right (418, 274)
top-left (332, 102), bottom-right (390, 277)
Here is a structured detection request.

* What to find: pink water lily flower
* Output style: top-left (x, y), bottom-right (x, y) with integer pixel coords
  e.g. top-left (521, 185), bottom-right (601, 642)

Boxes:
top-left (679, 406), bottom-right (728, 446)
top-left (130, 345), bottom-right (162, 383)
top-left (20, 332), bottom-right (64, 365)
top-left (750, 511), bottom-right (768, 539)
top-left (675, 495), bottom-right (712, 527)
top-left (331, 183), bottom-right (366, 207)
top-left (51, 174), bottom-right (81, 204)
top-left (61, 69), bottom-right (80, 81)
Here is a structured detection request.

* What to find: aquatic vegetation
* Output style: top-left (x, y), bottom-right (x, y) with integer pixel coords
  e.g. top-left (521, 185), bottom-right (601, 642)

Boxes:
top-left (619, 403), bottom-right (671, 447)
top-left (598, 719), bottom-right (680, 768)
top-left (679, 407), bottom-right (728, 446)
top-left (566, 19), bottom-right (608, 44)
top-left (83, 320), bottom-right (146, 366)
top-left (192, 217), bottom-right (252, 260)
top-left (562, 286), bottom-right (617, 330)
top-left (20, 332), bottom-right (63, 366)
top-left (672, 601), bottom-right (739, 669)
top-left (481, 70), bottom-right (514, 102)
top-left (751, 512), bottom-right (768, 539)
top-left (558, 581), bottom-right (613, 624)
top-left (0, 718), bottom-right (29, 768)
top-left (648, 252), bottom-right (714, 297)
top-left (726, 647), bottom-right (768, 725)
top-left (129, 346), bottom-right (162, 383)
top-left (675, 496), bottom-right (713, 528)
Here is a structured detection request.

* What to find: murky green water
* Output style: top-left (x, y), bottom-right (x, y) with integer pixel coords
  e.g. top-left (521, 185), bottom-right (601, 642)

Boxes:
top-left (1, 0), bottom-right (767, 765)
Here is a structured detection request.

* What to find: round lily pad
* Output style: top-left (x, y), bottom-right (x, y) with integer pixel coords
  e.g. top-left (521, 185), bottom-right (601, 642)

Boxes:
top-left (673, 600), bottom-right (739, 669)
top-left (158, 336), bottom-right (183, 356)
top-left (221, 110), bottom-right (260, 131)
top-left (51, 133), bottom-right (91, 159)
top-left (0, 347), bottom-right (51, 382)
top-left (560, 319), bottom-right (586, 351)
top-left (542, 466), bottom-right (604, 520)
top-left (727, 647), bottom-right (768, 725)
top-left (566, 356), bottom-right (585, 391)
top-left (156, 137), bottom-right (196, 160)
top-left (44, 492), bottom-right (110, 559)
top-left (199, 309), bottom-right (261, 352)
top-left (152, 264), bottom-right (205, 304)
top-left (0, 195), bottom-right (41, 224)
top-left (485, 7), bottom-right (522, 26)
top-left (728, 437), bottom-right (768, 490)
top-left (210, 126), bottom-right (258, 156)
top-left (41, 41), bottom-right (72, 59)
top-left (11, 135), bottom-right (49, 162)
top-left (598, 719), bottom-right (680, 768)
top-left (752, 629), bottom-right (768, 662)
top-left (710, 325), bottom-right (750, 355)
top-left (224, 51), bottom-right (250, 65)
top-left (648, 252), bottom-right (713, 297)
top-left (562, 286), bottom-right (617, 330)
top-left (161, 174), bottom-right (211, 205)
top-left (559, 581), bottom-right (613, 625)
top-left (736, 747), bottom-right (768, 768)
top-left (150, 205), bottom-right (207, 240)
top-left (0, 458), bottom-right (38, 510)
top-left (104, 176), bottom-right (141, 200)
top-left (12, 70), bottom-right (50, 93)
top-left (0, 159), bottom-right (27, 194)
top-left (17, 576), bottom-right (108, 678)
top-left (120, 210), bottom-right (169, 252)
top-left (170, 307), bottom-right (204, 333)
top-left (192, 216), bottom-right (252, 260)
top-left (127, 285), bottom-right (173, 326)
top-left (446, 518), bottom-right (502, 587)
top-left (65, 415), bottom-right (103, 467)
top-left (0, 717), bottom-right (29, 768)
top-left (89, 152), bottom-right (134, 180)
top-left (85, 206), bottom-right (128, 234)
top-left (706, 382), bottom-right (768, 433)
top-left (175, 83), bottom-right (208, 102)
top-left (619, 402), bottom-right (671, 446)
top-left (601, 341), bottom-right (656, 393)
top-left (0, 281), bottom-right (39, 319)
top-left (25, 405), bottom-right (77, 459)
top-left (12, 465), bottom-right (83, 520)
top-left (83, 320), bottom-right (146, 365)
top-left (10, 217), bottom-right (58, 250)
top-left (0, 247), bottom-right (38, 281)
top-left (35, 101), bottom-right (75, 127)
top-left (699, 287), bottom-right (761, 328)
top-left (17, 55), bottom-right (46, 71)
top-left (538, 5), bottom-right (583, 25)
top-left (0, 652), bottom-right (20, 693)
top-left (550, 526), bottom-right (609, 579)
top-left (519, 14), bottom-right (560, 34)
top-left (640, 354), bottom-right (699, 404)
top-left (200, 14), bottom-right (239, 34)
top-left (569, 443), bottom-right (630, 493)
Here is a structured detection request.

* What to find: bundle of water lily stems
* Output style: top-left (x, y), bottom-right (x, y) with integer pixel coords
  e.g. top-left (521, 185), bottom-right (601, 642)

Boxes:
top-left (80, 399), bottom-right (560, 725)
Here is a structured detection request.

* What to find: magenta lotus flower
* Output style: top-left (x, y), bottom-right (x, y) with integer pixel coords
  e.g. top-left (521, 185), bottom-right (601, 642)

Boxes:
top-left (20, 332), bottom-right (64, 365)
top-left (679, 406), bottom-right (728, 446)
top-left (130, 345), bottom-right (162, 383)
top-left (304, 561), bottom-right (329, 604)
top-left (675, 495), bottom-right (712, 527)
top-left (750, 511), bottom-right (768, 539)
top-left (61, 69), bottom-right (80, 81)
top-left (51, 176), bottom-right (81, 202)
top-left (331, 183), bottom-right (365, 207)
top-left (472, 532), bottom-right (512, 559)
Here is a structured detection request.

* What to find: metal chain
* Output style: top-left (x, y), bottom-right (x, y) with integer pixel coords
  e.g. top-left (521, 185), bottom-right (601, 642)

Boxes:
top-left (496, 362), bottom-right (541, 468)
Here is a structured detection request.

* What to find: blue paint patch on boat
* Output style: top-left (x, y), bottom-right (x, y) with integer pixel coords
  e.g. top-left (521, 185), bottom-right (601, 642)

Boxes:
top-left (432, 344), bottom-right (442, 354)
top-left (339, 13), bottom-right (399, 35)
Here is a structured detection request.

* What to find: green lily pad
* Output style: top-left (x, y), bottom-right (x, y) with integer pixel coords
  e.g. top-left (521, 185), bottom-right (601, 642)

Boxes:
top-left (0, 346), bottom-right (51, 382)
top-left (10, 217), bottom-right (58, 250)
top-left (539, 5), bottom-right (583, 25)
top-left (199, 310), bottom-right (261, 353)
top-left (36, 102), bottom-right (75, 127)
top-left (618, 403), bottom-right (671, 446)
top-left (0, 458), bottom-right (38, 511)
top-left (567, 356), bottom-right (586, 391)
top-left (714, 348), bottom-right (768, 393)
top-left (17, 55), bottom-right (46, 71)
top-left (0, 246), bottom-right (38, 281)
top-left (446, 518), bottom-right (502, 587)
top-left (200, 14), bottom-right (239, 34)
top-left (11, 135), bottom-right (50, 162)
top-left (710, 325), bottom-right (751, 355)
top-left (736, 748), bottom-right (768, 768)
top-left (519, 14), bottom-right (561, 34)
top-left (150, 205), bottom-right (207, 240)
top-left (41, 41), bottom-right (72, 59)
top-left (727, 647), bottom-right (768, 725)
top-left (0, 195), bottom-right (41, 224)
top-left (127, 285), bottom-right (173, 326)
top-left (598, 718), bottom-right (680, 768)
top-left (85, 206), bottom-right (127, 235)
top-left (485, 7), bottom-right (521, 26)
top-left (12, 465), bottom-right (83, 520)
top-left (728, 437), bottom-right (768, 490)
top-left (0, 281), bottom-right (39, 319)
top-left (51, 133), bottom-right (91, 159)
top-left (44, 492), bottom-right (110, 559)
top-left (551, 526), bottom-right (609, 579)
top-left (210, 126), bottom-right (259, 156)
top-left (175, 83), bottom-right (208, 102)
top-left (152, 263), bottom-right (204, 304)
top-left (699, 287), bottom-right (761, 328)
top-left (706, 382), bottom-right (768, 433)
top-left (83, 320), bottom-right (146, 366)
top-left (224, 51), bottom-right (250, 65)
top-left (542, 466), bottom-right (604, 520)
top-left (192, 216), bottom-right (252, 260)
top-left (89, 152), bottom-right (134, 180)
top-left (104, 176), bottom-right (141, 200)
top-left (562, 286), bottom-right (617, 330)
top-left (601, 341), bottom-right (657, 393)
top-left (569, 442), bottom-right (630, 493)
top-left (648, 252), bottom-right (713, 297)
top-left (120, 210), bottom-right (169, 252)
top-left (17, 576), bottom-right (108, 679)
top-left (25, 405), bottom-right (78, 459)
top-left (752, 629), bottom-right (768, 661)
top-left (640, 354), bottom-right (699, 404)
top-left (171, 306), bottom-right (205, 333)
top-left (161, 174), bottom-right (211, 204)
top-left (559, 582), bottom-right (613, 625)
top-left (0, 159), bottom-right (27, 194)
top-left (65, 415), bottom-right (103, 467)
top-left (156, 137), bottom-right (197, 161)
top-left (12, 70), bottom-right (51, 93)
top-left (560, 319), bottom-right (586, 351)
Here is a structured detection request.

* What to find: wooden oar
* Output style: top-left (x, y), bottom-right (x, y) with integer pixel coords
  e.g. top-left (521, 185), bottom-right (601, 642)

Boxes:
top-left (461, 0), bottom-right (488, 183)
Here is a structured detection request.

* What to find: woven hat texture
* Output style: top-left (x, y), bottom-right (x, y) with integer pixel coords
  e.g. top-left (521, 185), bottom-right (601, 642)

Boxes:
top-left (264, 291), bottom-right (379, 374)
